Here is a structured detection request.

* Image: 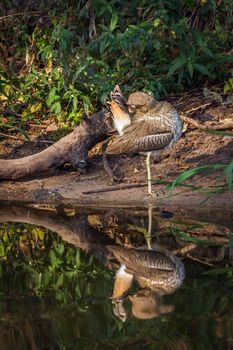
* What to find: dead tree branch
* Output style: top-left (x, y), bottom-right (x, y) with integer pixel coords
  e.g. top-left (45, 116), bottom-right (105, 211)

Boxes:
top-left (0, 111), bottom-right (112, 180)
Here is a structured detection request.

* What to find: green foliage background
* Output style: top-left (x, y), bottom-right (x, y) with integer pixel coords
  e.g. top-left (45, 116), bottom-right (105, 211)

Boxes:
top-left (0, 0), bottom-right (233, 128)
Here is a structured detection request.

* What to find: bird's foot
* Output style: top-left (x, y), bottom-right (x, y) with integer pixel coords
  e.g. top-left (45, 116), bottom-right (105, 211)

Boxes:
top-left (148, 188), bottom-right (167, 197)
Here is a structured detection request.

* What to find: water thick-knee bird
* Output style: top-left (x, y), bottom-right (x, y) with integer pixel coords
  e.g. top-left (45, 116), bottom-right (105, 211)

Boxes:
top-left (106, 86), bottom-right (183, 195)
top-left (108, 244), bottom-right (185, 301)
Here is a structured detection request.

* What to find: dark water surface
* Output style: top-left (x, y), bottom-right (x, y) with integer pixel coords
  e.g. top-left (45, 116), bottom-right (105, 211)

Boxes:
top-left (0, 204), bottom-right (233, 350)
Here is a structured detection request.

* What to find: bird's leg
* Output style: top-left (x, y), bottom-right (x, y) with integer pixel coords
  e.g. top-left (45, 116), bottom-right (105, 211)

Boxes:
top-left (146, 206), bottom-right (153, 250)
top-left (102, 141), bottom-right (123, 182)
top-left (147, 151), bottom-right (166, 197)
top-left (146, 152), bottom-right (152, 195)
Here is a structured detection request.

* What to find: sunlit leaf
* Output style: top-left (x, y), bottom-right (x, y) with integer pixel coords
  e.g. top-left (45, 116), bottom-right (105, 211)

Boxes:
top-left (170, 165), bottom-right (226, 189)
top-left (110, 12), bottom-right (118, 32)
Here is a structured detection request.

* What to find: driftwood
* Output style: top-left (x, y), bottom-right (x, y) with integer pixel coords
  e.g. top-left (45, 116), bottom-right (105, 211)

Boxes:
top-left (0, 110), bottom-right (112, 180)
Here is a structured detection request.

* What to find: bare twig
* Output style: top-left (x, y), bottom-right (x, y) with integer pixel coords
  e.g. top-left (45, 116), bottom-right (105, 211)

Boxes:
top-left (0, 132), bottom-right (54, 143)
top-left (186, 253), bottom-right (214, 266)
top-left (0, 11), bottom-right (48, 21)
top-left (172, 244), bottom-right (197, 255)
top-left (181, 114), bottom-right (233, 131)
top-left (23, 0), bottom-right (33, 20)
top-left (0, 133), bottom-right (21, 140)
top-left (205, 122), bottom-right (233, 130)
top-left (184, 102), bottom-right (212, 114)
top-left (83, 183), bottom-right (147, 195)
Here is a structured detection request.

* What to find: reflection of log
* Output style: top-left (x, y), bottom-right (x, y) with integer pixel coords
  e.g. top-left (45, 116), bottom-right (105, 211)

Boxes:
top-left (0, 205), bottom-right (112, 263)
top-left (0, 111), bottom-right (112, 180)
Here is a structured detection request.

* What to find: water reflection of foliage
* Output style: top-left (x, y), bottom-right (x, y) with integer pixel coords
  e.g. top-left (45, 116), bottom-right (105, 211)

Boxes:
top-left (0, 223), bottom-right (113, 302)
top-left (1, 271), bottom-right (233, 350)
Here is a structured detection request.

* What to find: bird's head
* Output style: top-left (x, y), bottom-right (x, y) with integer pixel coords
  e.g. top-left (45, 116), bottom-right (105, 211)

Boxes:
top-left (127, 92), bottom-right (156, 114)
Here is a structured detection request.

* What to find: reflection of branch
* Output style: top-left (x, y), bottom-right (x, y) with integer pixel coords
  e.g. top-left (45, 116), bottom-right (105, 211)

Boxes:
top-left (0, 206), bottom-right (110, 263)
top-left (186, 254), bottom-right (214, 267)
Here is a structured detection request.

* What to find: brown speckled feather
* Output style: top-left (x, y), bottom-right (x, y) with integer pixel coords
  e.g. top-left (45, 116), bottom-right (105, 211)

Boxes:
top-left (106, 120), bottom-right (173, 154)
top-left (108, 245), bottom-right (185, 294)
top-left (108, 246), bottom-right (176, 279)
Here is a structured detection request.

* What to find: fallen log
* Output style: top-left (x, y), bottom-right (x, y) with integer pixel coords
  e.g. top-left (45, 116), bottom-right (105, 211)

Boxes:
top-left (0, 110), bottom-right (113, 180)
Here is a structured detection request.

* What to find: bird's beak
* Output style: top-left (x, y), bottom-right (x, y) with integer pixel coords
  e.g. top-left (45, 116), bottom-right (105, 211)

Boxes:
top-left (112, 299), bottom-right (128, 322)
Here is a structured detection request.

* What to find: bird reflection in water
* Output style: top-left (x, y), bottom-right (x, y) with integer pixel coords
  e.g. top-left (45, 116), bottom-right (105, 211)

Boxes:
top-left (108, 243), bottom-right (185, 321)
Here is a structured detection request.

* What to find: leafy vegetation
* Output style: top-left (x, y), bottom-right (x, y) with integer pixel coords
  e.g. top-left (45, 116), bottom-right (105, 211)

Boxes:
top-left (0, 0), bottom-right (233, 131)
top-left (165, 130), bottom-right (233, 197)
top-left (0, 223), bottom-right (112, 302)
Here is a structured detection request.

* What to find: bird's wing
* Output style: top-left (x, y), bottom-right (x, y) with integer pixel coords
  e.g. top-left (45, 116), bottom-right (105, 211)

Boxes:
top-left (124, 250), bottom-right (176, 278)
top-left (108, 246), bottom-right (176, 278)
top-left (106, 119), bottom-right (173, 154)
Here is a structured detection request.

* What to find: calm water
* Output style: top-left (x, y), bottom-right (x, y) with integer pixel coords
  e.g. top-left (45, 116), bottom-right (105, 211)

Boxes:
top-left (0, 204), bottom-right (233, 350)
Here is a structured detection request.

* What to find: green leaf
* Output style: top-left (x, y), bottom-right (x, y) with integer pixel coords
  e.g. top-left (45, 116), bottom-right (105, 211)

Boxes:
top-left (99, 37), bottom-right (108, 55)
top-left (18, 127), bottom-right (30, 140)
top-left (47, 87), bottom-right (58, 106)
top-left (51, 101), bottom-right (61, 114)
top-left (193, 63), bottom-right (211, 77)
top-left (167, 57), bottom-right (186, 77)
top-left (88, 255), bottom-right (94, 265)
top-left (60, 38), bottom-right (67, 51)
top-left (49, 250), bottom-right (56, 266)
top-left (224, 78), bottom-right (233, 93)
top-left (224, 160), bottom-right (233, 191)
top-left (153, 18), bottom-right (161, 27)
top-left (73, 95), bottom-right (78, 112)
top-left (75, 249), bottom-right (81, 268)
top-left (55, 243), bottom-right (65, 256)
top-left (188, 62), bottom-right (193, 78)
top-left (178, 67), bottom-right (184, 83)
top-left (172, 228), bottom-right (217, 246)
top-left (203, 267), bottom-right (233, 275)
top-left (206, 130), bottom-right (233, 137)
top-left (110, 12), bottom-right (118, 32)
top-left (170, 164), bottom-right (226, 189)
top-left (55, 274), bottom-right (64, 288)
top-left (203, 47), bottom-right (214, 57)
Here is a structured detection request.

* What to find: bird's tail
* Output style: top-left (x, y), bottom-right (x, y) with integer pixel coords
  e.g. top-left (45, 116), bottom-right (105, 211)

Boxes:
top-left (109, 87), bottom-right (131, 135)
top-left (110, 85), bottom-right (127, 107)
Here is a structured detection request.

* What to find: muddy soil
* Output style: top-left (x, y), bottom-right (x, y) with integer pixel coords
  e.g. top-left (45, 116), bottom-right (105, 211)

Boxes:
top-left (0, 94), bottom-right (233, 208)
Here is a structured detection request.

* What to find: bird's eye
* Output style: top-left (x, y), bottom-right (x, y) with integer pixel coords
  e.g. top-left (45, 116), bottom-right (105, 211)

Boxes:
top-left (141, 106), bottom-right (148, 113)
top-left (128, 105), bottom-right (136, 113)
